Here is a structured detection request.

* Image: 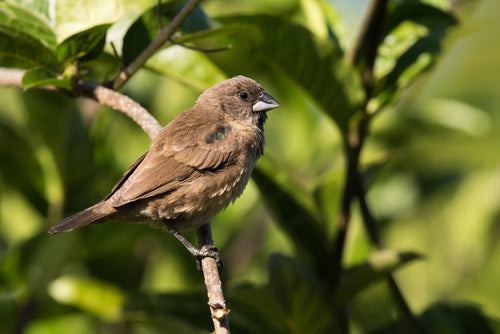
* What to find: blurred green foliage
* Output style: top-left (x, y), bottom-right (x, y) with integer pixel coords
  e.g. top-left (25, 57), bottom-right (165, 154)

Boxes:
top-left (1, 0), bottom-right (500, 333)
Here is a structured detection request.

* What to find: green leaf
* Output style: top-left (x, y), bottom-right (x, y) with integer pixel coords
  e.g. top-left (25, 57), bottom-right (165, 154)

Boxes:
top-left (216, 15), bottom-right (365, 134)
top-left (374, 3), bottom-right (458, 110)
top-left (0, 1), bottom-right (57, 52)
top-left (9, 0), bottom-right (53, 23)
top-left (384, 31), bottom-right (442, 90)
top-left (0, 26), bottom-right (57, 69)
top-left (335, 249), bottom-right (422, 306)
top-left (146, 45), bottom-right (227, 91)
top-left (21, 67), bottom-right (73, 89)
top-left (123, 292), bottom-right (212, 332)
top-left (122, 14), bottom-right (151, 67)
top-left (229, 284), bottom-right (288, 334)
top-left (20, 232), bottom-right (77, 296)
top-left (79, 52), bottom-right (122, 83)
top-left (53, 0), bottom-right (129, 43)
top-left (267, 254), bottom-right (339, 333)
top-left (22, 315), bottom-right (96, 334)
top-left (122, 0), bottom-right (213, 66)
top-left (49, 275), bottom-right (125, 320)
top-left (57, 24), bottom-right (111, 65)
top-left (384, 2), bottom-right (457, 34)
top-left (252, 164), bottom-right (330, 273)
top-left (419, 302), bottom-right (500, 334)
top-left (227, 256), bottom-right (342, 334)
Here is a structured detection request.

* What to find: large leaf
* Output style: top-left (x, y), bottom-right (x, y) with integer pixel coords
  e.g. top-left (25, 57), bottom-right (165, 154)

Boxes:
top-left (0, 25), bottom-right (57, 69)
top-left (419, 302), bottom-right (500, 334)
top-left (57, 24), bottom-right (111, 65)
top-left (267, 254), bottom-right (339, 333)
top-left (53, 0), bottom-right (130, 43)
top-left (21, 67), bottom-right (73, 89)
top-left (228, 255), bottom-right (339, 334)
top-left (20, 232), bottom-right (77, 296)
top-left (384, 1), bottom-right (457, 34)
top-left (49, 275), bottom-right (125, 320)
top-left (10, 0), bottom-right (52, 21)
top-left (374, 2), bottom-right (458, 110)
top-left (146, 45), bottom-right (227, 91)
top-left (214, 15), bottom-right (365, 134)
top-left (0, 1), bottom-right (57, 52)
top-left (229, 284), bottom-right (288, 334)
top-left (252, 164), bottom-right (330, 273)
top-left (123, 291), bottom-right (212, 332)
top-left (335, 249), bottom-right (421, 306)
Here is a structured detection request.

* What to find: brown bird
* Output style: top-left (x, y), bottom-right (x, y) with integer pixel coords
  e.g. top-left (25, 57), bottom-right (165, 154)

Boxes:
top-left (49, 75), bottom-right (279, 260)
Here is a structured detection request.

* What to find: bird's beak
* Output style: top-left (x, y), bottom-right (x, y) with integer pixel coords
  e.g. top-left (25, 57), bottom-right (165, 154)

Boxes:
top-left (253, 90), bottom-right (280, 112)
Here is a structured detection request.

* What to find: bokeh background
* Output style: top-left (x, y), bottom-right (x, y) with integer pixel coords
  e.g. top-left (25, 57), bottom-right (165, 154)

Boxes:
top-left (1, 0), bottom-right (500, 332)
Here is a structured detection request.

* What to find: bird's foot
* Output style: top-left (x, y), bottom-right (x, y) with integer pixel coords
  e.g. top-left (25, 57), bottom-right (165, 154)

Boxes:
top-left (195, 245), bottom-right (224, 273)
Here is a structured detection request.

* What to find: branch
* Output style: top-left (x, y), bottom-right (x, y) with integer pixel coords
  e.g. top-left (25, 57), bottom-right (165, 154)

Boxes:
top-left (0, 67), bottom-right (25, 86)
top-left (336, 0), bottom-right (424, 331)
top-left (328, 123), bottom-right (365, 291)
top-left (197, 223), bottom-right (230, 333)
top-left (330, 0), bottom-right (388, 290)
top-left (78, 80), bottom-right (162, 138)
top-left (0, 68), bottom-right (162, 138)
top-left (347, 0), bottom-right (388, 65)
top-left (111, 0), bottom-right (202, 90)
top-left (347, 0), bottom-right (389, 97)
top-left (331, 0), bottom-right (390, 286)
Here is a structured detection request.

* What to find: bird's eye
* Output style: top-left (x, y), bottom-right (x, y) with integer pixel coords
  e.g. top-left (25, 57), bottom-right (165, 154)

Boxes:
top-left (238, 90), bottom-right (249, 101)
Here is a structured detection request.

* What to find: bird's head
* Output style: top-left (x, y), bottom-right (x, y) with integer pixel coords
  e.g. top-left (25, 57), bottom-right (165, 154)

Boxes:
top-left (196, 75), bottom-right (280, 124)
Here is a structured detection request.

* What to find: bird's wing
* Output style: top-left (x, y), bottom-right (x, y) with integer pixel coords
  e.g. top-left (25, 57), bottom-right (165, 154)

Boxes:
top-left (109, 121), bottom-right (238, 206)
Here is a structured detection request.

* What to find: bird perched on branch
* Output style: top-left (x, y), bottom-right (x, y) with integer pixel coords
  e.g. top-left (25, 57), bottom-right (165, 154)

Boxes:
top-left (49, 75), bottom-right (279, 261)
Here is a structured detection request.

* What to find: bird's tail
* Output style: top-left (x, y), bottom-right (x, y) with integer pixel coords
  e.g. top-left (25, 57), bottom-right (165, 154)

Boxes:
top-left (49, 201), bottom-right (114, 234)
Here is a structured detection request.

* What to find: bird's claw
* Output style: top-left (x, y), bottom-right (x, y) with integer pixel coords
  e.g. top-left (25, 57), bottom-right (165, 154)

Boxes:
top-left (195, 245), bottom-right (224, 273)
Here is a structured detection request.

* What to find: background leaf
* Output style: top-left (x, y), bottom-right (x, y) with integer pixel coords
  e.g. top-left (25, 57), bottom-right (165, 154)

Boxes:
top-left (374, 2), bottom-right (458, 109)
top-left (0, 26), bottom-right (57, 69)
top-left (57, 24), bottom-right (111, 65)
top-left (252, 165), bottom-right (329, 273)
top-left (335, 250), bottom-right (421, 306)
top-left (419, 302), bottom-right (500, 334)
top-left (266, 254), bottom-right (339, 334)
top-left (212, 14), bottom-right (365, 134)
top-left (21, 67), bottom-right (73, 89)
top-left (384, 2), bottom-right (457, 34)
top-left (0, 1), bottom-right (57, 52)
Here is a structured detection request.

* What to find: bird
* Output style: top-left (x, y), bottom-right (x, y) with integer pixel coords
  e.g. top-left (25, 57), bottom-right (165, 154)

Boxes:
top-left (49, 75), bottom-right (279, 261)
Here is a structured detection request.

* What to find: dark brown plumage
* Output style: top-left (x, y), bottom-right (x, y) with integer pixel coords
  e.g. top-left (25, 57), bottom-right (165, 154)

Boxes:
top-left (49, 76), bottom-right (279, 247)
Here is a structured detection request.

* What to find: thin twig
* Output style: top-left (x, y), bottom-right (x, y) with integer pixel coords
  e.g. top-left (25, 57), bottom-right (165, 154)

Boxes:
top-left (328, 120), bottom-right (366, 291)
top-left (197, 223), bottom-right (231, 334)
top-left (110, 41), bottom-right (125, 70)
top-left (157, 0), bottom-right (164, 29)
top-left (111, 0), bottom-right (202, 90)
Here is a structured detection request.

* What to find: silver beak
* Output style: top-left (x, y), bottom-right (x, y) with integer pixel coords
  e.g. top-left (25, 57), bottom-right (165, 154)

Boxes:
top-left (253, 90), bottom-right (280, 112)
